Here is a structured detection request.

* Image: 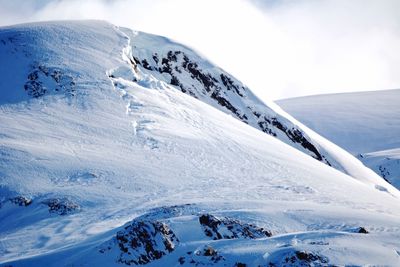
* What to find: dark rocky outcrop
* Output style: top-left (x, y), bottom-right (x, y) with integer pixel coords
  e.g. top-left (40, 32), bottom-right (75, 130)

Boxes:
top-left (267, 250), bottom-right (330, 267)
top-left (9, 196), bottom-right (32, 206)
top-left (199, 214), bottom-right (271, 240)
top-left (24, 64), bottom-right (76, 98)
top-left (130, 48), bottom-right (330, 166)
top-left (179, 245), bottom-right (225, 266)
top-left (355, 227), bottom-right (369, 234)
top-left (220, 73), bottom-right (244, 97)
top-left (104, 220), bottom-right (179, 265)
top-left (270, 118), bottom-right (323, 161)
top-left (42, 198), bottom-right (80, 215)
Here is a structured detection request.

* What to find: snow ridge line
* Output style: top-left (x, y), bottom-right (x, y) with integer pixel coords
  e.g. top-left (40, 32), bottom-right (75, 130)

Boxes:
top-left (106, 26), bottom-right (140, 139)
top-left (105, 28), bottom-right (400, 197)
top-left (106, 26), bottom-right (158, 149)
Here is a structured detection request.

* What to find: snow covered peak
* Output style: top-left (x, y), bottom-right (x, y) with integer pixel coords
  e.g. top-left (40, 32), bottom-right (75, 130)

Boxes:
top-left (0, 20), bottom-right (397, 193)
top-left (116, 26), bottom-right (396, 191)
top-left (1, 21), bottom-right (400, 266)
top-left (126, 29), bottom-right (328, 162)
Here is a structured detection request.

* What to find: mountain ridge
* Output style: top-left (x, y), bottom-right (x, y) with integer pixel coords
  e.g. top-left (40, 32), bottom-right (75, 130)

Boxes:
top-left (1, 20), bottom-right (400, 266)
top-left (113, 23), bottom-right (395, 190)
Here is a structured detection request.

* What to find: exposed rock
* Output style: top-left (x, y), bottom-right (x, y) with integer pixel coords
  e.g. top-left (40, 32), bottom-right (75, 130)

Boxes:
top-left (141, 59), bottom-right (152, 70)
top-left (130, 48), bottom-right (330, 166)
top-left (210, 89), bottom-right (242, 118)
top-left (267, 250), bottom-right (329, 267)
top-left (9, 196), bottom-right (32, 206)
top-left (178, 256), bottom-right (185, 265)
top-left (271, 118), bottom-right (324, 162)
top-left (295, 250), bottom-right (329, 265)
top-left (199, 214), bottom-right (271, 240)
top-left (170, 75), bottom-right (180, 87)
top-left (152, 53), bottom-right (159, 64)
top-left (355, 227), bottom-right (368, 234)
top-left (25, 71), bottom-right (46, 97)
top-left (220, 73), bottom-right (244, 97)
top-left (202, 245), bottom-right (217, 257)
top-left (181, 245), bottom-right (224, 265)
top-left (309, 241), bottom-right (329, 246)
top-left (378, 165), bottom-right (390, 181)
top-left (110, 220), bottom-right (179, 265)
top-left (24, 64), bottom-right (76, 98)
top-left (42, 198), bottom-right (80, 215)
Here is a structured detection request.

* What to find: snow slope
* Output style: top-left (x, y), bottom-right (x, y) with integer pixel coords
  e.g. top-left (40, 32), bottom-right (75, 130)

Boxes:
top-left (0, 21), bottom-right (400, 266)
top-left (278, 89), bottom-right (400, 189)
top-left (115, 26), bottom-right (395, 188)
top-left (360, 148), bottom-right (400, 189)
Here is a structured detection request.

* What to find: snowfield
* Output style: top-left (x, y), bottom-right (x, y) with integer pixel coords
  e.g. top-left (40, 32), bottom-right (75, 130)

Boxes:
top-left (0, 21), bottom-right (400, 266)
top-left (278, 89), bottom-right (400, 190)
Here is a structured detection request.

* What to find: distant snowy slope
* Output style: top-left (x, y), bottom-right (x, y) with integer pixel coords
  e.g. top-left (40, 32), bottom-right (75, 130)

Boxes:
top-left (361, 148), bottom-right (400, 189)
top-left (1, 21), bottom-right (400, 266)
top-left (278, 89), bottom-right (400, 188)
top-left (278, 89), bottom-right (400, 154)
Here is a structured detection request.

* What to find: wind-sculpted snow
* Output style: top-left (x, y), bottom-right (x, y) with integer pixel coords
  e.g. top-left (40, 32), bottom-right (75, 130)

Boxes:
top-left (1, 21), bottom-right (400, 266)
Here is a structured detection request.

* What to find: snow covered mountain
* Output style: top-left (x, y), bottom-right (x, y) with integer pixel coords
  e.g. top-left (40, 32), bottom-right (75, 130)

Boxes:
top-left (1, 21), bottom-right (400, 266)
top-left (278, 89), bottom-right (400, 189)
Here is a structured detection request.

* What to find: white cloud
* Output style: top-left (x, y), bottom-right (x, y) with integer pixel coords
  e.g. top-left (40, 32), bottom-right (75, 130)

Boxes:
top-left (0, 0), bottom-right (399, 100)
top-left (255, 0), bottom-right (400, 99)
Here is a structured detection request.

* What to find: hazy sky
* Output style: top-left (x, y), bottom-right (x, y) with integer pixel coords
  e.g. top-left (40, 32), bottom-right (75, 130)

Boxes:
top-left (1, 0), bottom-right (399, 100)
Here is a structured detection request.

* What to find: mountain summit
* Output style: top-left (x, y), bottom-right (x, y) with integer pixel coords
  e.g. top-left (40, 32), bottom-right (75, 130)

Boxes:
top-left (1, 21), bottom-right (399, 266)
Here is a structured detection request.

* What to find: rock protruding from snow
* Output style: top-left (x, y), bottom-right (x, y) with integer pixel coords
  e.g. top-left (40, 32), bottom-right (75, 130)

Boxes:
top-left (266, 249), bottom-right (330, 267)
top-left (199, 214), bottom-right (272, 240)
top-left (96, 208), bottom-right (275, 266)
top-left (42, 198), bottom-right (80, 215)
top-left (108, 220), bottom-right (179, 265)
top-left (354, 227), bottom-right (369, 234)
top-left (179, 245), bottom-right (225, 265)
top-left (9, 196), bottom-right (32, 206)
top-left (25, 64), bottom-right (76, 98)
top-left (126, 32), bottom-right (329, 165)
top-left (358, 151), bottom-right (400, 190)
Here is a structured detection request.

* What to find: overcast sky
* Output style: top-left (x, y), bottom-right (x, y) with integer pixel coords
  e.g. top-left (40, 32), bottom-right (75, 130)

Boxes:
top-left (1, 0), bottom-right (399, 100)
